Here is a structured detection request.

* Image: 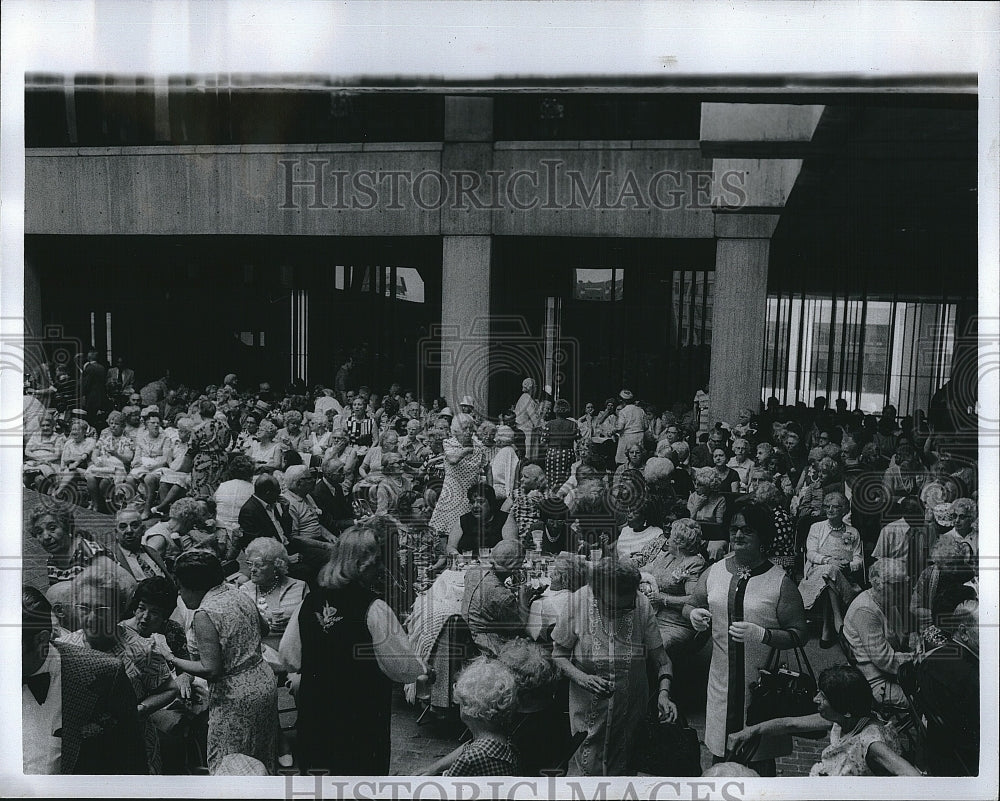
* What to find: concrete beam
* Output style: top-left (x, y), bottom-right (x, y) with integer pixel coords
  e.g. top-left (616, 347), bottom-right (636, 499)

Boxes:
top-left (700, 103), bottom-right (825, 157)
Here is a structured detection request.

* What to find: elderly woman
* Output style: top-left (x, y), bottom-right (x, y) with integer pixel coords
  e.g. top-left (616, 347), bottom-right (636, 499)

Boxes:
top-left (428, 413), bottom-right (492, 539)
top-left (28, 500), bottom-right (117, 586)
top-left (688, 467), bottom-right (728, 560)
top-left (146, 416), bottom-right (195, 519)
top-left (23, 415), bottom-right (66, 489)
top-left (552, 557), bottom-right (678, 776)
top-left (276, 409), bottom-right (308, 454)
top-left (372, 452), bottom-right (407, 515)
top-left (239, 538), bottom-right (309, 635)
top-left (421, 657), bottom-right (522, 776)
top-left (799, 492), bottom-right (863, 648)
top-left (247, 419), bottom-right (284, 473)
top-left (634, 518), bottom-right (708, 653)
top-left (54, 419), bottom-right (96, 501)
top-left (360, 428), bottom-right (400, 480)
top-left (278, 525), bottom-right (427, 775)
top-left (728, 438), bottom-right (755, 491)
top-left (526, 551), bottom-right (588, 641)
top-left (515, 377), bottom-right (542, 460)
top-left (616, 497), bottom-right (664, 561)
top-left (685, 500), bottom-right (809, 775)
top-left (727, 665), bottom-right (918, 777)
top-left (142, 496), bottom-right (205, 562)
top-left (84, 410), bottom-right (134, 512)
top-left (943, 497), bottom-right (978, 559)
top-left (542, 399), bottom-right (579, 489)
top-left (344, 395), bottom-right (376, 448)
top-left (60, 565), bottom-right (178, 773)
top-left (490, 424), bottom-right (520, 502)
top-left (164, 550), bottom-right (279, 773)
top-left (910, 535), bottom-right (976, 637)
top-left (188, 401), bottom-right (230, 499)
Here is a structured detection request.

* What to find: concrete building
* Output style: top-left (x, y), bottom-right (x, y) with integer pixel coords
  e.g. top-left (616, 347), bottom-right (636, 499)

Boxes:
top-left (24, 77), bottom-right (976, 424)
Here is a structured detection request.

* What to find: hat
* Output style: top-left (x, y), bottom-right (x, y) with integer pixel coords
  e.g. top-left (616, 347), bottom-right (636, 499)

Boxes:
top-left (254, 399), bottom-right (270, 413)
top-left (932, 502), bottom-right (957, 528)
top-left (71, 408), bottom-right (88, 418)
top-left (439, 407), bottom-right (453, 418)
top-left (619, 389), bottom-right (634, 402)
top-left (460, 395), bottom-right (475, 408)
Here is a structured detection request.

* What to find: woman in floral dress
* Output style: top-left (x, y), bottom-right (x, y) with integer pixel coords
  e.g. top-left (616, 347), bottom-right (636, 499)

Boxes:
top-left (188, 400), bottom-right (230, 499)
top-left (428, 413), bottom-right (492, 539)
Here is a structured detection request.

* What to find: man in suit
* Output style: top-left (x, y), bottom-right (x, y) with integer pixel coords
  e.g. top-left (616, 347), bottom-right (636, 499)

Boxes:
top-left (238, 474), bottom-right (324, 583)
top-left (22, 586), bottom-right (146, 774)
top-left (109, 507), bottom-right (170, 581)
top-left (80, 350), bottom-right (108, 427)
top-left (312, 458), bottom-right (354, 536)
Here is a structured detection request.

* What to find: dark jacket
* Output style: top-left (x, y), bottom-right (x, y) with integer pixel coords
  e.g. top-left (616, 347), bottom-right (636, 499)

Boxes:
top-left (237, 495), bottom-right (293, 552)
top-left (312, 478), bottom-right (355, 535)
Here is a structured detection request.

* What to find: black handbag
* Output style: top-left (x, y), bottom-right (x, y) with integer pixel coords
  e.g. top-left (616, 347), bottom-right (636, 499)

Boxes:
top-left (630, 709), bottom-right (703, 777)
top-left (745, 630), bottom-right (818, 726)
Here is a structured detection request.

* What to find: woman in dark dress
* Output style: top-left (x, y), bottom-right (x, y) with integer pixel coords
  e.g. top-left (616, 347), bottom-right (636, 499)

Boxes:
top-left (188, 401), bottom-right (230, 499)
top-left (542, 399), bottom-right (579, 489)
top-left (279, 525), bottom-right (427, 775)
top-left (453, 483), bottom-right (517, 555)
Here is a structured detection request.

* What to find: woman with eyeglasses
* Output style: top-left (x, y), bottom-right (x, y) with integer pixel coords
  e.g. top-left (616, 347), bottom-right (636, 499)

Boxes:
top-left (551, 556), bottom-right (677, 776)
top-left (684, 500), bottom-right (808, 776)
top-left (59, 564), bottom-right (179, 773)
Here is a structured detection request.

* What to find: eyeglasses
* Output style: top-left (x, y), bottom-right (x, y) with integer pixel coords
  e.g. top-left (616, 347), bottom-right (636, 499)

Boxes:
top-left (116, 520), bottom-right (144, 531)
top-left (245, 560), bottom-right (274, 570)
top-left (729, 525), bottom-right (757, 535)
top-left (74, 603), bottom-right (113, 615)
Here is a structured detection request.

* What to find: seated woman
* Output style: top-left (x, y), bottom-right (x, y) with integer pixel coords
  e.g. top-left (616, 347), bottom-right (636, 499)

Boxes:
top-left (687, 467), bottom-right (728, 560)
top-left (798, 491), bottom-right (863, 647)
top-left (247, 419), bottom-right (284, 474)
top-left (634, 518), bottom-right (708, 653)
top-left (451, 482), bottom-right (518, 556)
top-left (727, 665), bottom-right (919, 776)
top-left (60, 565), bottom-right (179, 773)
top-left (28, 500), bottom-right (117, 587)
top-left (616, 498), bottom-right (665, 561)
top-left (213, 453), bottom-right (255, 532)
top-left (54, 419), bottom-right (96, 502)
top-left (420, 657), bottom-right (522, 776)
top-left (359, 429), bottom-right (400, 481)
top-left (239, 538), bottom-right (309, 635)
top-left (526, 551), bottom-right (588, 642)
top-left (711, 445), bottom-right (741, 494)
top-left (910, 534), bottom-right (976, 641)
top-left (146, 416), bottom-right (194, 519)
top-left (84, 410), bottom-right (134, 513)
top-left (142, 497), bottom-right (205, 562)
top-left (23, 415), bottom-right (66, 489)
top-left (373, 452), bottom-right (407, 516)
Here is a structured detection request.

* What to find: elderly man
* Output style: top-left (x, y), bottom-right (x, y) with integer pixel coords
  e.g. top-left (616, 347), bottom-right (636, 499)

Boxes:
top-left (461, 540), bottom-right (544, 657)
top-left (842, 557), bottom-right (912, 706)
top-left (312, 458), bottom-right (354, 536)
top-left (109, 507), bottom-right (169, 581)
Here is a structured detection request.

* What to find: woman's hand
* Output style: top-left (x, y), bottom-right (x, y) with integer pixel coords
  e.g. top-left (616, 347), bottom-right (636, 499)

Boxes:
top-left (174, 672), bottom-right (193, 702)
top-left (726, 726), bottom-right (757, 754)
top-left (575, 672), bottom-right (614, 697)
top-left (689, 607), bottom-right (712, 631)
top-left (657, 691), bottom-right (678, 723)
top-left (729, 621), bottom-right (766, 643)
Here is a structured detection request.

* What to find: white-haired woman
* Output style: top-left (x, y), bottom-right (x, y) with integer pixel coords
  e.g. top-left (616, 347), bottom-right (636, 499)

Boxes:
top-left (60, 564), bottom-right (178, 773)
top-left (279, 525), bottom-right (427, 775)
top-left (142, 496), bottom-right (205, 561)
top-left (54, 418), bottom-right (96, 501)
top-left (427, 413), bottom-right (492, 539)
top-left (910, 534), bottom-right (976, 638)
top-left (420, 657), bottom-right (522, 776)
top-left (635, 518), bottom-right (709, 653)
top-left (248, 419), bottom-right (284, 473)
top-left (515, 378), bottom-right (542, 460)
top-left (239, 538), bottom-right (308, 634)
top-left (688, 467), bottom-right (728, 560)
top-left (943, 497), bottom-right (978, 559)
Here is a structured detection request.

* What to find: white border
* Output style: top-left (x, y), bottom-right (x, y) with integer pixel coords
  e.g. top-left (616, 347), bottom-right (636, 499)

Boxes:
top-left (1, 2), bottom-right (997, 799)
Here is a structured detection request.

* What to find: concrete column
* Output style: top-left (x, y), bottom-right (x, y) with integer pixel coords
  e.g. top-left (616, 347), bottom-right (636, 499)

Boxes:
top-left (440, 235), bottom-right (492, 410)
top-left (708, 234), bottom-right (771, 427)
top-left (438, 97), bottom-right (495, 411)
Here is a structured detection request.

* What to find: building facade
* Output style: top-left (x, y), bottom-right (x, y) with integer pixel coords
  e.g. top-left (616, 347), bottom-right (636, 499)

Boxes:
top-left (24, 78), bottom-right (976, 423)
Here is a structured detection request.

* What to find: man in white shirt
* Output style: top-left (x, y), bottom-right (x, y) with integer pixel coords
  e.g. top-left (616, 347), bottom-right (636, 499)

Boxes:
top-left (313, 387), bottom-right (344, 419)
top-left (22, 586), bottom-right (146, 774)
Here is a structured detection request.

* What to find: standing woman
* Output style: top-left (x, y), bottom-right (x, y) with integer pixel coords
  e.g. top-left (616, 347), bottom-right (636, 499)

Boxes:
top-left (188, 401), bottom-right (230, 499)
top-left (542, 398), bottom-right (579, 489)
top-left (279, 526), bottom-right (427, 775)
top-left (166, 550), bottom-right (279, 773)
top-left (684, 500), bottom-right (808, 776)
top-left (514, 378), bottom-right (542, 460)
top-left (428, 413), bottom-right (492, 541)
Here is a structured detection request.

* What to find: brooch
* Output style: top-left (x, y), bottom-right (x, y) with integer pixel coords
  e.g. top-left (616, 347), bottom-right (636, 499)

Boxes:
top-left (314, 602), bottom-right (343, 633)
top-left (736, 565), bottom-right (752, 581)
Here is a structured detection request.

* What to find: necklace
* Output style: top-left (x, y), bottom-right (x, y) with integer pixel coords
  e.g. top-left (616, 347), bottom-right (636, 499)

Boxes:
top-left (257, 576), bottom-right (282, 597)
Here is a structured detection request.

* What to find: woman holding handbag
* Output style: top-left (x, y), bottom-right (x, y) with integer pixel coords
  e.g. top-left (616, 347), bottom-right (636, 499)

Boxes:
top-left (684, 500), bottom-right (808, 776)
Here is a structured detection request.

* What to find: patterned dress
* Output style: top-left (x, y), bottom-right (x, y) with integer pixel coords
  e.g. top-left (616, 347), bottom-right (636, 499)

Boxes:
top-left (428, 438), bottom-right (487, 536)
top-left (46, 535), bottom-right (111, 585)
top-left (553, 585), bottom-right (662, 776)
top-left (189, 418), bottom-right (230, 499)
top-left (195, 584), bottom-right (279, 773)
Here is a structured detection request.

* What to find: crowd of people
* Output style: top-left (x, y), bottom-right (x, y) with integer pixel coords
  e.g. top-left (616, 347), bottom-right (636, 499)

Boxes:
top-left (21, 360), bottom-right (981, 778)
